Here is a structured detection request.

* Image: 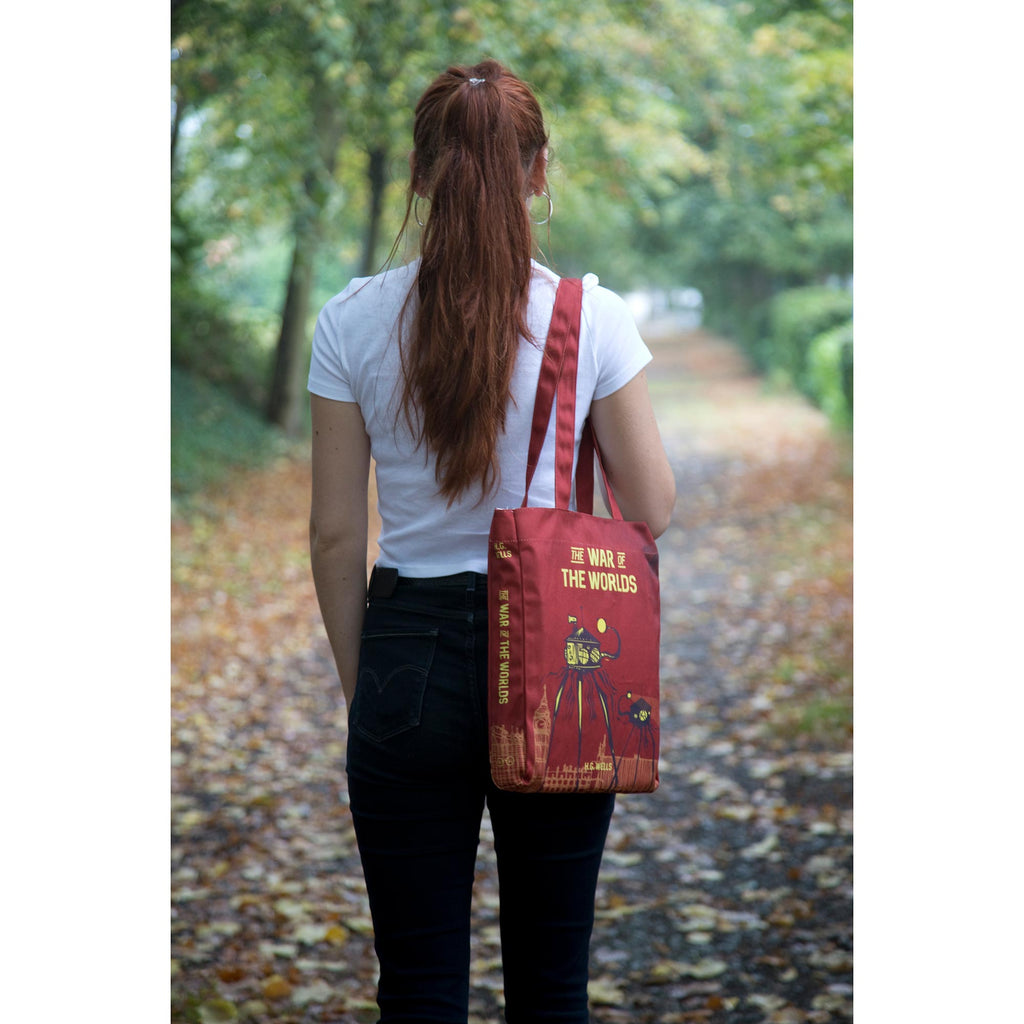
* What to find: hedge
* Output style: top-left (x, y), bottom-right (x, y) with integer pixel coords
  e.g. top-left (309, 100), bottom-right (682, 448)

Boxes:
top-left (806, 320), bottom-right (853, 431)
top-left (767, 286), bottom-right (853, 397)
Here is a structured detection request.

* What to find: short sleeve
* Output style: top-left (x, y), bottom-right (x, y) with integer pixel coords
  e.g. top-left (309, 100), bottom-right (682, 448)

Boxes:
top-left (584, 280), bottom-right (653, 400)
top-left (307, 301), bottom-right (355, 402)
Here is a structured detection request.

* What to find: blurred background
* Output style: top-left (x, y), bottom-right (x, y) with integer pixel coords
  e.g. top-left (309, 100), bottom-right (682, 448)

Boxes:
top-left (170, 0), bottom-right (852, 492)
top-left (170, 5), bottom-right (854, 1017)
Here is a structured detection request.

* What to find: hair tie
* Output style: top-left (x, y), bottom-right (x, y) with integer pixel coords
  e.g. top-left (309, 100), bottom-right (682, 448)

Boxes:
top-left (468, 77), bottom-right (485, 86)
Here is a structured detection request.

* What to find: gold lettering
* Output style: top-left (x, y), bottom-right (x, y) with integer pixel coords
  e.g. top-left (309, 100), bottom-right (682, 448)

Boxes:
top-left (586, 571), bottom-right (639, 593)
top-left (561, 568), bottom-right (588, 589)
top-left (497, 650), bottom-right (510, 704)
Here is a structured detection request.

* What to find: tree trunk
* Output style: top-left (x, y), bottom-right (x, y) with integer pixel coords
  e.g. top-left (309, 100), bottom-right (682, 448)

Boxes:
top-left (359, 145), bottom-right (389, 277)
top-left (265, 70), bottom-right (343, 433)
top-left (171, 94), bottom-right (183, 175)
top-left (265, 209), bottom-right (320, 435)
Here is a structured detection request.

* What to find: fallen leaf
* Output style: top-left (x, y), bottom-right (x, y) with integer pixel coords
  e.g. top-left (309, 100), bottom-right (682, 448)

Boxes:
top-left (258, 941), bottom-right (298, 959)
top-left (808, 948), bottom-right (853, 973)
top-left (769, 1007), bottom-right (808, 1023)
top-left (197, 999), bottom-right (238, 1023)
top-left (290, 922), bottom-right (330, 944)
top-left (740, 833), bottom-right (780, 859)
top-left (650, 958), bottom-right (728, 982)
top-left (588, 977), bottom-right (626, 1005)
top-left (291, 979), bottom-right (336, 1006)
top-left (262, 974), bottom-right (292, 1000)
top-left (748, 993), bottom-right (787, 1011)
top-left (273, 898), bottom-right (310, 920)
top-left (603, 850), bottom-right (644, 867)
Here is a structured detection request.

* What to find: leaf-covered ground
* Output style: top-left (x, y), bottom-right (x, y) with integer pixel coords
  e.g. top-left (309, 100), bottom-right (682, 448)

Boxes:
top-left (171, 325), bottom-right (852, 1023)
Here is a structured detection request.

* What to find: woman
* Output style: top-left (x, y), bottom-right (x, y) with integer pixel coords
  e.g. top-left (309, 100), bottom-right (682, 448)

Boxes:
top-left (308, 60), bottom-right (676, 1023)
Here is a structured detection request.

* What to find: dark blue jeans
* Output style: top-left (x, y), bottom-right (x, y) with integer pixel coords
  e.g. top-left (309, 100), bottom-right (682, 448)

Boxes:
top-left (346, 572), bottom-right (615, 1023)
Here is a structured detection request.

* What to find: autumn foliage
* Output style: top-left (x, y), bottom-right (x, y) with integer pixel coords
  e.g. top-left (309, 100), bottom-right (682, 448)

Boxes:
top-left (172, 326), bottom-right (851, 1023)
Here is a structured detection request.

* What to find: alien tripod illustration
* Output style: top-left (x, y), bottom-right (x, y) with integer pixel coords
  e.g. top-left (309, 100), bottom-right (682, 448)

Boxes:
top-left (550, 614), bottom-right (624, 790)
top-left (616, 689), bottom-right (660, 789)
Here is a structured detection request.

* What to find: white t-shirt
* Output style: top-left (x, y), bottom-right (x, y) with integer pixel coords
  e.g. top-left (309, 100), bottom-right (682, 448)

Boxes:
top-left (308, 259), bottom-right (652, 575)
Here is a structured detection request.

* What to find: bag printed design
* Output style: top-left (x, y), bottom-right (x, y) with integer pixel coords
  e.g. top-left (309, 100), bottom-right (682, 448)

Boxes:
top-left (488, 526), bottom-right (660, 793)
top-left (487, 276), bottom-right (661, 794)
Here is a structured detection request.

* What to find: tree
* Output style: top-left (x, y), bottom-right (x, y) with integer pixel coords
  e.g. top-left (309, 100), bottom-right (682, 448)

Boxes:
top-left (171, 0), bottom-right (853, 425)
top-left (618, 0), bottom-right (853, 351)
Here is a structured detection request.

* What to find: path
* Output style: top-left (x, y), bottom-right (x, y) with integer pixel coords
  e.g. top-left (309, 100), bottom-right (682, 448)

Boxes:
top-left (171, 325), bottom-right (852, 1023)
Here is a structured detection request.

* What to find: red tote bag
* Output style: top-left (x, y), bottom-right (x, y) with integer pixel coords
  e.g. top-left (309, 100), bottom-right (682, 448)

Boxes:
top-left (487, 277), bottom-right (661, 794)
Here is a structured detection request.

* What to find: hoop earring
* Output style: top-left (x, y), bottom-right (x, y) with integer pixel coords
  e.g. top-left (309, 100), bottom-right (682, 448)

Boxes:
top-left (531, 190), bottom-right (553, 226)
top-left (414, 194), bottom-right (427, 228)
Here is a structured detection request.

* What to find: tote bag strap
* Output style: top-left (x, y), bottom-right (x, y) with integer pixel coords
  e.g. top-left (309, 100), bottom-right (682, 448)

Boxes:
top-left (523, 277), bottom-right (583, 508)
top-left (522, 276), bottom-right (624, 520)
top-left (575, 420), bottom-right (623, 520)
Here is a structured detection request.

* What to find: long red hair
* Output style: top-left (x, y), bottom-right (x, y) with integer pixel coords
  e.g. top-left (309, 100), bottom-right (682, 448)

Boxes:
top-left (397, 60), bottom-right (549, 504)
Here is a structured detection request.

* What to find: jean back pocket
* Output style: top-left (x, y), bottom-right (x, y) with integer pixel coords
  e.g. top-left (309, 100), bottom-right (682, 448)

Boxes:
top-left (351, 629), bottom-right (439, 742)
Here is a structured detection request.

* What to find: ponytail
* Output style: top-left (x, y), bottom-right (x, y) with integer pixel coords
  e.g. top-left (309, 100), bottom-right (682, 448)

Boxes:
top-left (397, 60), bottom-right (549, 504)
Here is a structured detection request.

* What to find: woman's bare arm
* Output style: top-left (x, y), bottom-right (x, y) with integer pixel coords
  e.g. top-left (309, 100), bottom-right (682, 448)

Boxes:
top-left (589, 370), bottom-right (676, 538)
top-left (309, 394), bottom-right (371, 709)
